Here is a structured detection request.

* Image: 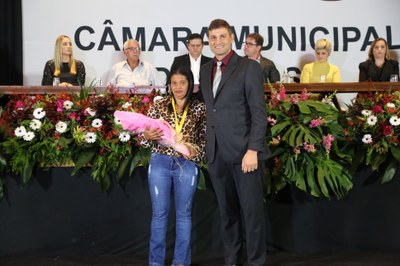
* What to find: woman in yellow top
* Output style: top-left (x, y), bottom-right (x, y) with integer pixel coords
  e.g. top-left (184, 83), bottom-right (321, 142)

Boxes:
top-left (300, 38), bottom-right (340, 83)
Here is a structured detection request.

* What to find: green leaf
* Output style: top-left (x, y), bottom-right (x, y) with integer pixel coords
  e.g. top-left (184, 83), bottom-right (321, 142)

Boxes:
top-left (72, 147), bottom-right (98, 175)
top-left (284, 156), bottom-right (295, 181)
top-left (117, 153), bottom-right (134, 181)
top-left (294, 169), bottom-right (306, 192)
top-left (390, 146), bottom-right (400, 162)
top-left (306, 100), bottom-right (336, 114)
top-left (197, 168), bottom-right (206, 190)
top-left (316, 162), bottom-right (330, 198)
top-left (0, 153), bottom-right (6, 167)
top-left (288, 126), bottom-right (301, 147)
top-left (271, 120), bottom-right (292, 136)
top-left (370, 153), bottom-right (387, 171)
top-left (381, 161), bottom-right (397, 183)
top-left (295, 129), bottom-right (306, 147)
top-left (304, 131), bottom-right (318, 144)
top-left (297, 102), bottom-right (311, 114)
top-left (281, 125), bottom-right (294, 143)
top-left (304, 154), bottom-right (321, 197)
top-left (99, 173), bottom-right (111, 192)
top-left (22, 159), bottom-right (35, 184)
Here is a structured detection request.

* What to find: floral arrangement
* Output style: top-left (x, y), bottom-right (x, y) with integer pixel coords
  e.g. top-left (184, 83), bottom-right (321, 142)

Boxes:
top-left (343, 90), bottom-right (400, 183)
top-left (265, 85), bottom-right (353, 199)
top-left (1, 85), bottom-right (400, 201)
top-left (0, 86), bottom-right (158, 197)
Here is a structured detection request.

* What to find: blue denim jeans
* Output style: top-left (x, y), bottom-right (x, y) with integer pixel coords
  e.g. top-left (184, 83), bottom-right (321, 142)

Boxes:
top-left (148, 153), bottom-right (199, 266)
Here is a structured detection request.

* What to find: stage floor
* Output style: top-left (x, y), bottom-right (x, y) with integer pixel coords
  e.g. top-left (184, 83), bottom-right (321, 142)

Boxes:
top-left (1, 252), bottom-right (400, 266)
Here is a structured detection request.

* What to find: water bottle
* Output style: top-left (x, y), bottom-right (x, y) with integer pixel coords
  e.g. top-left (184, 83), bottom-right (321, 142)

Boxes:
top-left (53, 77), bottom-right (60, 86)
top-left (282, 69), bottom-right (290, 83)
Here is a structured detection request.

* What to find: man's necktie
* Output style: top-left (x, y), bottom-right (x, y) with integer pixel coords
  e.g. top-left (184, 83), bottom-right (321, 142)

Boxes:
top-left (212, 61), bottom-right (222, 97)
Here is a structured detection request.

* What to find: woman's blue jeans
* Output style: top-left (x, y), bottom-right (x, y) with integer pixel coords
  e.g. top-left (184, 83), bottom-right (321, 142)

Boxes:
top-left (148, 153), bottom-right (199, 266)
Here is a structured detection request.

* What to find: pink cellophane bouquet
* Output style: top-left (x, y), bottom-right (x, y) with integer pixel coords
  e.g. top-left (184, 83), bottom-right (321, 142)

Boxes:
top-left (114, 110), bottom-right (190, 156)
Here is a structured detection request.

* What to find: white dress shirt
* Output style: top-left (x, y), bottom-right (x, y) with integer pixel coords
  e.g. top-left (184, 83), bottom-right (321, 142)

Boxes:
top-left (108, 59), bottom-right (158, 86)
top-left (189, 55), bottom-right (202, 84)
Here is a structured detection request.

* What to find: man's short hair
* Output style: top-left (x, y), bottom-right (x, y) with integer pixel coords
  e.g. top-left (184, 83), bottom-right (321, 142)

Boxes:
top-left (208, 19), bottom-right (233, 35)
top-left (187, 33), bottom-right (203, 44)
top-left (248, 33), bottom-right (264, 47)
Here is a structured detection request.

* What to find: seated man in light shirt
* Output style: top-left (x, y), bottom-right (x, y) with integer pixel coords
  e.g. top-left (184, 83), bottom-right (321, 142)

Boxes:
top-left (108, 39), bottom-right (158, 86)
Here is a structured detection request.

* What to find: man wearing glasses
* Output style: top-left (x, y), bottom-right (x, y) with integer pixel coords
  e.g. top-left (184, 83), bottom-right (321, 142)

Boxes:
top-left (108, 39), bottom-right (158, 86)
top-left (244, 33), bottom-right (280, 83)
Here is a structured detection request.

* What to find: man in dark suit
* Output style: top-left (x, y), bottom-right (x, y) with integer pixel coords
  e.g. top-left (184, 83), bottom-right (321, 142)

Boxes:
top-left (170, 33), bottom-right (212, 86)
top-left (244, 32), bottom-right (280, 83)
top-left (199, 19), bottom-right (271, 266)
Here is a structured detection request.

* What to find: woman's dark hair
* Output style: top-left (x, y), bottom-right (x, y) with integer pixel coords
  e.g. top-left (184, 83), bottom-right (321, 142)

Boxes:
top-left (167, 66), bottom-right (195, 112)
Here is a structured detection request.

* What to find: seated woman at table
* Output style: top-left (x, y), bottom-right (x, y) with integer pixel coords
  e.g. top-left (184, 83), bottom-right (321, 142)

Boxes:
top-left (358, 37), bottom-right (399, 82)
top-left (41, 35), bottom-right (86, 86)
top-left (300, 38), bottom-right (341, 83)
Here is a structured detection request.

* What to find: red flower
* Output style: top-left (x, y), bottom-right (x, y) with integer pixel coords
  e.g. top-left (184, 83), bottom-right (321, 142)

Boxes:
top-left (347, 119), bottom-right (354, 127)
top-left (383, 125), bottom-right (392, 136)
top-left (372, 105), bottom-right (384, 113)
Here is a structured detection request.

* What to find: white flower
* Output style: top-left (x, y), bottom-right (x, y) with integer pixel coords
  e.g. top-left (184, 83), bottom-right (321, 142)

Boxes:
top-left (119, 131), bottom-right (131, 142)
top-left (92, 118), bottom-right (103, 128)
top-left (23, 131), bottom-right (35, 141)
top-left (29, 119), bottom-right (42, 131)
top-left (122, 102), bottom-right (132, 109)
top-left (386, 102), bottom-right (395, 108)
top-left (366, 115), bottom-right (377, 126)
top-left (389, 116), bottom-right (400, 126)
top-left (15, 126), bottom-right (27, 137)
top-left (114, 116), bottom-right (122, 125)
top-left (153, 96), bottom-right (164, 102)
top-left (33, 107), bottom-right (46, 119)
top-left (63, 100), bottom-right (73, 110)
top-left (85, 132), bottom-right (97, 143)
top-left (361, 110), bottom-right (372, 116)
top-left (362, 134), bottom-right (373, 144)
top-left (85, 107), bottom-right (96, 116)
top-left (55, 121), bottom-right (68, 133)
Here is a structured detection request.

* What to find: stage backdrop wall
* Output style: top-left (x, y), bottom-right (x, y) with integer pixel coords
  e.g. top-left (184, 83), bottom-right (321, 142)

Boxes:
top-left (22, 0), bottom-right (400, 90)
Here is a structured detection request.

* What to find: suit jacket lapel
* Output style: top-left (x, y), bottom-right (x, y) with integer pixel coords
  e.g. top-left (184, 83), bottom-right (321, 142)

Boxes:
top-left (185, 54), bottom-right (191, 67)
top-left (202, 62), bottom-right (213, 98)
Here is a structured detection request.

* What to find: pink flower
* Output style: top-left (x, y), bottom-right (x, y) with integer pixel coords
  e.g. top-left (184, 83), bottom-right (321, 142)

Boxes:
top-left (290, 94), bottom-right (299, 104)
top-left (56, 99), bottom-right (64, 112)
top-left (309, 117), bottom-right (324, 128)
top-left (303, 142), bottom-right (316, 153)
top-left (15, 100), bottom-right (25, 109)
top-left (300, 89), bottom-right (309, 101)
top-left (267, 116), bottom-right (277, 125)
top-left (278, 87), bottom-right (287, 101)
top-left (141, 96), bottom-right (150, 103)
top-left (323, 134), bottom-right (335, 152)
top-left (293, 146), bottom-right (300, 154)
top-left (69, 112), bottom-right (80, 121)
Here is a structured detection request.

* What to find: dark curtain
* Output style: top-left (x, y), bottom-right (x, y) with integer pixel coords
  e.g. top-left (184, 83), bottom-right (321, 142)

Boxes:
top-left (0, 0), bottom-right (22, 86)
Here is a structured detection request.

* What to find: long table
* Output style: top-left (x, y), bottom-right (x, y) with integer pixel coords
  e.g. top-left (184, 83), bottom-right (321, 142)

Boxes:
top-left (0, 82), bottom-right (399, 95)
top-left (265, 81), bottom-right (400, 92)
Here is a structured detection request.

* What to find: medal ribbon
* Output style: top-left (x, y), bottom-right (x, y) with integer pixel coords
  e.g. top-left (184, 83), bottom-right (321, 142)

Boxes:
top-left (171, 97), bottom-right (189, 134)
